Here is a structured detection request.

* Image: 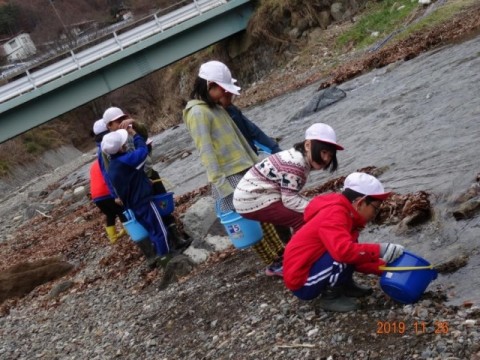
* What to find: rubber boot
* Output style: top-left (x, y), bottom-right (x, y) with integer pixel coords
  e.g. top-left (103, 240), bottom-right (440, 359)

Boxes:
top-left (167, 224), bottom-right (192, 254)
top-left (315, 287), bottom-right (358, 312)
top-left (341, 280), bottom-right (373, 298)
top-left (105, 226), bottom-right (118, 244)
top-left (155, 254), bottom-right (173, 269)
top-left (117, 226), bottom-right (126, 238)
top-left (136, 238), bottom-right (160, 268)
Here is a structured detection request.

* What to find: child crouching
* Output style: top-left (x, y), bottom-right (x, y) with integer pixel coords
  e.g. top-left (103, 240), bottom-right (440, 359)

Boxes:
top-left (283, 172), bottom-right (404, 312)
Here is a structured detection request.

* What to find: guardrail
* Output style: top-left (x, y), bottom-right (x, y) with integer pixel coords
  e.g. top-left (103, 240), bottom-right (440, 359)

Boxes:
top-left (0, 0), bottom-right (226, 104)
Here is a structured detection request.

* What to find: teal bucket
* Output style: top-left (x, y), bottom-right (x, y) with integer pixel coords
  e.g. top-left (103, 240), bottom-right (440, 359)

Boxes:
top-left (380, 251), bottom-right (438, 304)
top-left (217, 210), bottom-right (263, 249)
top-left (152, 192), bottom-right (175, 216)
top-left (122, 210), bottom-right (149, 242)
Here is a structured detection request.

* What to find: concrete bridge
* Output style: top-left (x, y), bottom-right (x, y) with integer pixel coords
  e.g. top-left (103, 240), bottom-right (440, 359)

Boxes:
top-left (0, 0), bottom-right (254, 144)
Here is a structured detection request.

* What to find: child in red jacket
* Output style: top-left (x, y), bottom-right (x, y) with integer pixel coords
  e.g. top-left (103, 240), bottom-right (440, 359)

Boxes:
top-left (89, 119), bottom-right (127, 244)
top-left (283, 172), bottom-right (404, 312)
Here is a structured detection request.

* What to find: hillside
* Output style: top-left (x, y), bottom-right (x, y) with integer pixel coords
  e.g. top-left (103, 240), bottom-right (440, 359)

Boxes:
top-left (1, 0), bottom-right (480, 178)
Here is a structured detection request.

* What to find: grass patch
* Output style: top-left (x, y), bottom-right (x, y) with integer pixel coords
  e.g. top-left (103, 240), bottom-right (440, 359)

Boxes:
top-left (0, 160), bottom-right (9, 177)
top-left (336, 0), bottom-right (420, 49)
top-left (395, 0), bottom-right (478, 40)
top-left (0, 125), bottom-right (68, 177)
top-left (21, 128), bottom-right (65, 155)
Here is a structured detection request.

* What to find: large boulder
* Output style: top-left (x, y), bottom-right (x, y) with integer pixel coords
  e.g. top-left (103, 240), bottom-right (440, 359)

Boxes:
top-left (0, 257), bottom-right (74, 304)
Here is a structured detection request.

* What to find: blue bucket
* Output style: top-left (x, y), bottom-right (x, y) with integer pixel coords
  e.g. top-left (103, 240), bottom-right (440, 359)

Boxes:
top-left (152, 192), bottom-right (175, 216)
top-left (217, 210), bottom-right (263, 249)
top-left (380, 250), bottom-right (438, 304)
top-left (122, 210), bottom-right (149, 242)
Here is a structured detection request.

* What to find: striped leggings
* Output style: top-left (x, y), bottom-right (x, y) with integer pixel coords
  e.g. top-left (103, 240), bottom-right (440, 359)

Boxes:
top-left (251, 223), bottom-right (285, 265)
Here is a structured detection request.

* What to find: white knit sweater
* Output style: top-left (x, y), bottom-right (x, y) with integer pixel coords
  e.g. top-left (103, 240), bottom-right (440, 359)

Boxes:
top-left (233, 148), bottom-right (311, 214)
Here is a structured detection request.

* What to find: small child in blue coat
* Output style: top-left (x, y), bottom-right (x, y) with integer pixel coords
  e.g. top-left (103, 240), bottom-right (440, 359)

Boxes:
top-left (101, 128), bottom-right (170, 265)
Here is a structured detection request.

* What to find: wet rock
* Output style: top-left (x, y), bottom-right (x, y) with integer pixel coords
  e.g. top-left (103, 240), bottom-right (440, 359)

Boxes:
top-left (452, 198), bottom-right (480, 220)
top-left (46, 188), bottom-right (64, 201)
top-left (182, 196), bottom-right (217, 242)
top-left (158, 254), bottom-right (196, 290)
top-left (204, 235), bottom-right (231, 252)
top-left (183, 246), bottom-right (210, 264)
top-left (24, 203), bottom-right (54, 220)
top-left (73, 186), bottom-right (86, 199)
top-left (288, 86), bottom-right (346, 122)
top-left (48, 280), bottom-right (74, 298)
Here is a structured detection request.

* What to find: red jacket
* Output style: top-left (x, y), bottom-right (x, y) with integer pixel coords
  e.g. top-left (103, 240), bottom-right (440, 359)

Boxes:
top-left (90, 159), bottom-right (112, 201)
top-left (283, 193), bottom-right (385, 291)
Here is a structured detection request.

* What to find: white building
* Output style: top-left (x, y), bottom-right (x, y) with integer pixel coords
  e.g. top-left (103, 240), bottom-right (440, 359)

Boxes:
top-left (2, 33), bottom-right (37, 63)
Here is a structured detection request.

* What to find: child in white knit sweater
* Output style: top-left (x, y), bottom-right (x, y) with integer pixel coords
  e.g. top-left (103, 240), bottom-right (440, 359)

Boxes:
top-left (233, 123), bottom-right (343, 234)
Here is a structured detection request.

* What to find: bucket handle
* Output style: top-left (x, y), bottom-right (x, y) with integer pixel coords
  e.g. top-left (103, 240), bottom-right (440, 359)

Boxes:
top-left (379, 265), bottom-right (435, 271)
top-left (123, 209), bottom-right (136, 222)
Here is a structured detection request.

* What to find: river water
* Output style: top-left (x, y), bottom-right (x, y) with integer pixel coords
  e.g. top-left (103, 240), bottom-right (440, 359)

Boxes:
top-left (152, 35), bottom-right (480, 306)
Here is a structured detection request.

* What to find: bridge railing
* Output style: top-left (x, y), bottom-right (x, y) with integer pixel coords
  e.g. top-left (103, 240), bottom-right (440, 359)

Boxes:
top-left (0, 0), bottom-right (227, 104)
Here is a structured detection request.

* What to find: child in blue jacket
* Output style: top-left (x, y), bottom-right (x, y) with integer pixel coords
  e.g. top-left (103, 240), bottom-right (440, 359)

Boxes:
top-left (101, 128), bottom-right (170, 265)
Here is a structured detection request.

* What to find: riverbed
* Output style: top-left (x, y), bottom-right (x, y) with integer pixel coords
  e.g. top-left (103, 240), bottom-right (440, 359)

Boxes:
top-left (151, 34), bottom-right (480, 306)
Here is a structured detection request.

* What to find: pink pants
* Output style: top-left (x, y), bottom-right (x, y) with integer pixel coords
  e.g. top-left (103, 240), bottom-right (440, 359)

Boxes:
top-left (240, 201), bottom-right (305, 233)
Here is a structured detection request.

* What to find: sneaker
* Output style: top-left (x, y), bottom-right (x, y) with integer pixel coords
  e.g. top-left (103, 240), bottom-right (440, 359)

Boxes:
top-left (265, 263), bottom-right (283, 277)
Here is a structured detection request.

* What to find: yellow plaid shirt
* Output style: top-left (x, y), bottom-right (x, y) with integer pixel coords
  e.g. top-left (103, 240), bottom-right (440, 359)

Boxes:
top-left (183, 100), bottom-right (258, 198)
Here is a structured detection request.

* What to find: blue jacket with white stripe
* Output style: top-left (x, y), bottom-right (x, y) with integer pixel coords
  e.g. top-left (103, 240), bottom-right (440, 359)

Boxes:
top-left (107, 134), bottom-right (153, 209)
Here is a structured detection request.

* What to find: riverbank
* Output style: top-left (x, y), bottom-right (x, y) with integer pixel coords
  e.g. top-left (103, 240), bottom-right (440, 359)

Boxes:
top-left (1, 2), bottom-right (480, 359)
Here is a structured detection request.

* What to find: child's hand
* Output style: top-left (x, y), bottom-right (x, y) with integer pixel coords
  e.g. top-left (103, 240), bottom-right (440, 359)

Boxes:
top-left (380, 243), bottom-right (404, 263)
top-left (119, 118), bottom-right (134, 129)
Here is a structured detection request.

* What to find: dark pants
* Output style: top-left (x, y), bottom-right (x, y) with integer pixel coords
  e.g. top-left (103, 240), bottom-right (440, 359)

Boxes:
top-left (95, 198), bottom-right (127, 226)
top-left (292, 252), bottom-right (354, 301)
top-left (134, 200), bottom-right (169, 256)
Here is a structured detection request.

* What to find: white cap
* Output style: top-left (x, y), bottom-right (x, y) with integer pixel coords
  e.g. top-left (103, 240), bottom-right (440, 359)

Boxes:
top-left (103, 107), bottom-right (126, 125)
top-left (343, 172), bottom-right (392, 200)
top-left (198, 60), bottom-right (241, 95)
top-left (92, 119), bottom-right (108, 135)
top-left (305, 123), bottom-right (344, 150)
top-left (101, 129), bottom-right (129, 155)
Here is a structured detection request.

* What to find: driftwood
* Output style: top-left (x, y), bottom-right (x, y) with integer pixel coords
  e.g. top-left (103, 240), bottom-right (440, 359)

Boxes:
top-left (450, 175), bottom-right (480, 221)
top-left (434, 255), bottom-right (469, 274)
top-left (0, 257), bottom-right (74, 304)
top-left (452, 198), bottom-right (480, 221)
top-left (301, 166), bottom-right (432, 228)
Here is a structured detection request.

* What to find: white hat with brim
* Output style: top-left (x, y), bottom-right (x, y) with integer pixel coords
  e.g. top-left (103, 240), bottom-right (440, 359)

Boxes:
top-left (198, 60), bottom-right (241, 96)
top-left (93, 119), bottom-right (108, 135)
top-left (101, 129), bottom-right (129, 155)
top-left (305, 122), bottom-right (344, 150)
top-left (344, 172), bottom-right (392, 200)
top-left (103, 107), bottom-right (126, 125)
